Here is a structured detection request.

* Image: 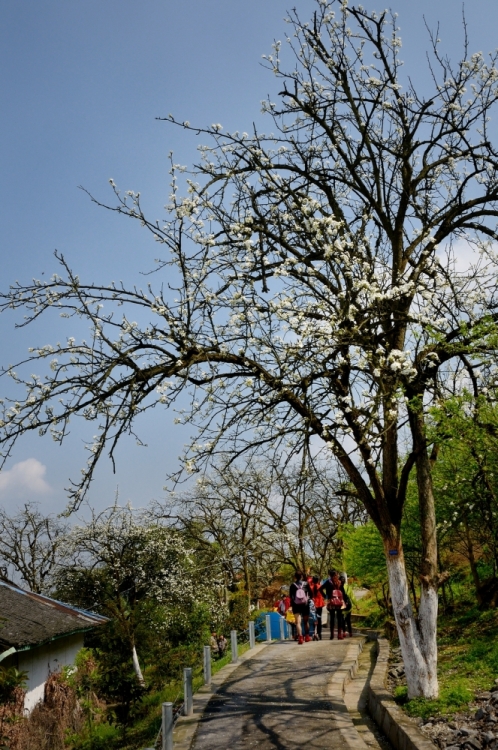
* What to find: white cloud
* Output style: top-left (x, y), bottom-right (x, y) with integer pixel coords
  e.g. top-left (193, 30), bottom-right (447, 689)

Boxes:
top-left (0, 459), bottom-right (51, 497)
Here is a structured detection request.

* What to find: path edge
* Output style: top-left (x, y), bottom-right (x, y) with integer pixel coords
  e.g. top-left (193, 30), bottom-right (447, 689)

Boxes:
top-left (367, 638), bottom-right (436, 750)
top-left (327, 636), bottom-right (371, 750)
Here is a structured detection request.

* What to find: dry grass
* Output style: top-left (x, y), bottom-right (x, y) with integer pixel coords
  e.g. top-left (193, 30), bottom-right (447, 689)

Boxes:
top-left (1, 672), bottom-right (83, 750)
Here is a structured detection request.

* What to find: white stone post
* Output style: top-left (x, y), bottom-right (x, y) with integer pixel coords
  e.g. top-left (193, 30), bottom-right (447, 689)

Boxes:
top-left (203, 645), bottom-right (211, 686)
top-left (230, 629), bottom-right (238, 663)
top-left (249, 620), bottom-right (255, 649)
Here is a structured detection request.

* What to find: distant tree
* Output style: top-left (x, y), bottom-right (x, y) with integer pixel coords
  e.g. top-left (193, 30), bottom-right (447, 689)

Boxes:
top-left (168, 462), bottom-right (275, 605)
top-left (0, 503), bottom-right (68, 593)
top-left (267, 460), bottom-right (366, 576)
top-left (55, 504), bottom-right (226, 684)
top-left (430, 394), bottom-right (498, 606)
top-left (4, 1), bottom-right (498, 697)
top-left (169, 458), bottom-right (364, 602)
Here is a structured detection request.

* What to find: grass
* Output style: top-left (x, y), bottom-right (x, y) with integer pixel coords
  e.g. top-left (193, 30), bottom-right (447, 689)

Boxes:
top-left (393, 603), bottom-right (498, 719)
top-left (354, 588), bottom-right (388, 628)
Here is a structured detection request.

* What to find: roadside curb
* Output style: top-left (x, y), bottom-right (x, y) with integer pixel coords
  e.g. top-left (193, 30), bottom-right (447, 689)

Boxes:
top-left (327, 636), bottom-right (370, 750)
top-left (172, 642), bottom-right (270, 750)
top-left (367, 638), bottom-right (436, 750)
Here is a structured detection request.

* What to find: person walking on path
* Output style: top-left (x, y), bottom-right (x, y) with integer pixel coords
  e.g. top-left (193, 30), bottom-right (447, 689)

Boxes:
top-left (289, 571), bottom-right (311, 644)
top-left (217, 634), bottom-right (227, 658)
top-left (285, 606), bottom-right (297, 640)
top-left (321, 569), bottom-right (348, 640)
top-left (340, 575), bottom-right (357, 637)
top-left (277, 592), bottom-right (291, 616)
top-left (309, 575), bottom-right (325, 640)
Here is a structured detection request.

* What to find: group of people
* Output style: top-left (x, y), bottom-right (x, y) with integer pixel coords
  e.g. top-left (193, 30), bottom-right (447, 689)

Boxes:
top-left (275, 569), bottom-right (356, 645)
top-left (210, 632), bottom-right (227, 658)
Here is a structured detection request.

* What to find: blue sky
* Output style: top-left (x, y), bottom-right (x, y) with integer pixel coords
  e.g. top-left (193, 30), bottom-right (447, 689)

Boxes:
top-left (1, 0), bottom-right (498, 515)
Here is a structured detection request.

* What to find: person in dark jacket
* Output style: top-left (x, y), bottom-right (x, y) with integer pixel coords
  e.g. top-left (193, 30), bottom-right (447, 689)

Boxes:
top-left (321, 569), bottom-right (349, 639)
top-left (340, 575), bottom-right (356, 637)
top-left (289, 571), bottom-right (312, 644)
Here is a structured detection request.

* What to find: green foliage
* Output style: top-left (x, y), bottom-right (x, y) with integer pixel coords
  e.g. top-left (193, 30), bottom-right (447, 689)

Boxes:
top-left (67, 721), bottom-right (118, 750)
top-left (165, 601), bottom-right (212, 648)
top-left (227, 591), bottom-right (250, 635)
top-left (0, 665), bottom-right (27, 703)
top-left (67, 637), bottom-right (146, 734)
top-left (341, 522), bottom-right (385, 586)
top-left (404, 684), bottom-right (474, 720)
top-left (393, 686), bottom-right (408, 704)
top-left (428, 393), bottom-right (498, 604)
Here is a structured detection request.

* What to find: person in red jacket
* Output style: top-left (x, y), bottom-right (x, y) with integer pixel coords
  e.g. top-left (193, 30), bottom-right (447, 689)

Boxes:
top-left (309, 575), bottom-right (325, 640)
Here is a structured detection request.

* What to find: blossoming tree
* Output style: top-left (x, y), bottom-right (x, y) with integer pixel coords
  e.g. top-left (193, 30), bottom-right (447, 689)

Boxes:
top-left (169, 458), bottom-right (364, 598)
top-left (55, 504), bottom-right (225, 683)
top-left (2, 1), bottom-right (498, 697)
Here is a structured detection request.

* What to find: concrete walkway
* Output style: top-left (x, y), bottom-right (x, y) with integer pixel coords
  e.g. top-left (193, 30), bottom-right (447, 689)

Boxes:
top-left (189, 637), bottom-right (364, 750)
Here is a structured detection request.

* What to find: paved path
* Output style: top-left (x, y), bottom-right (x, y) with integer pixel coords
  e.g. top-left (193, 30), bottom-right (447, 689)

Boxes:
top-left (189, 638), bottom-right (358, 750)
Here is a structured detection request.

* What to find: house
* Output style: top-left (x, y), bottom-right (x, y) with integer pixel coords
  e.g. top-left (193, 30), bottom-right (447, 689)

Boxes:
top-left (0, 580), bottom-right (107, 712)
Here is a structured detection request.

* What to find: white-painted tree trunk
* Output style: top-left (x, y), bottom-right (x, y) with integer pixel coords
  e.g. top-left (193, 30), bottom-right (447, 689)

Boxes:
top-left (131, 644), bottom-right (145, 686)
top-left (386, 550), bottom-right (438, 699)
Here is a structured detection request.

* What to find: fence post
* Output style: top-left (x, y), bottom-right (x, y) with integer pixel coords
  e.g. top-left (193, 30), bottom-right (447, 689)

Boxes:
top-left (279, 615), bottom-right (285, 641)
top-left (203, 645), bottom-right (211, 686)
top-left (265, 614), bottom-right (272, 643)
top-left (249, 620), bottom-right (255, 649)
top-left (183, 667), bottom-right (193, 716)
top-left (230, 629), bottom-right (238, 663)
top-left (162, 702), bottom-right (173, 750)
top-left (287, 620), bottom-right (293, 640)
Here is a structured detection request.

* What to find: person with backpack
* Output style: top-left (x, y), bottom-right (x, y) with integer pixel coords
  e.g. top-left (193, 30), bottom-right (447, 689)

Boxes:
top-left (320, 569), bottom-right (348, 640)
top-left (289, 570), bottom-right (311, 644)
top-left (339, 574), bottom-right (357, 637)
top-left (309, 575), bottom-right (325, 640)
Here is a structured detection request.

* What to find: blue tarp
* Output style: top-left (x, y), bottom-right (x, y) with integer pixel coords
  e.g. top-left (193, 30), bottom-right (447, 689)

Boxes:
top-left (255, 611), bottom-right (291, 640)
top-left (254, 610), bottom-right (318, 640)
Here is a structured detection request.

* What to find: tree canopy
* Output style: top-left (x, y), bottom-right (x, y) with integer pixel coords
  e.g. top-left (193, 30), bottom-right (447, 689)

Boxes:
top-left (3, 0), bottom-right (498, 696)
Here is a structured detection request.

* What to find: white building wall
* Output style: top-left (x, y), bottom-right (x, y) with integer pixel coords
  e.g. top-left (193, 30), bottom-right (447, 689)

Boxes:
top-left (17, 633), bottom-right (84, 713)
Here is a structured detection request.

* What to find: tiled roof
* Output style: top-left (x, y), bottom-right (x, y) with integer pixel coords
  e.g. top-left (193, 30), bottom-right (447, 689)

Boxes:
top-left (0, 581), bottom-right (107, 651)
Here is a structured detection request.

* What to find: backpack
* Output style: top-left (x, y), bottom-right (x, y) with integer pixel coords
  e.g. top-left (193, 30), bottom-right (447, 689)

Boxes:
top-left (293, 582), bottom-right (309, 605)
top-left (278, 599), bottom-right (287, 615)
top-left (328, 588), bottom-right (344, 609)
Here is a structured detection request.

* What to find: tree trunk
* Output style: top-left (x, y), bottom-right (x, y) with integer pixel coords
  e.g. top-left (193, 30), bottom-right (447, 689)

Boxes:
top-left (464, 518), bottom-right (481, 595)
top-left (384, 541), bottom-right (438, 698)
top-left (409, 572), bottom-right (418, 614)
top-left (242, 549), bottom-right (251, 611)
top-left (131, 644), bottom-right (145, 686)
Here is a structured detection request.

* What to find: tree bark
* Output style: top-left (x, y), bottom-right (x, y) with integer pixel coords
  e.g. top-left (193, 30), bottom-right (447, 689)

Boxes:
top-left (383, 405), bottom-right (439, 699)
top-left (384, 539), bottom-right (438, 698)
top-left (242, 548), bottom-right (251, 610)
top-left (131, 644), bottom-right (145, 686)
